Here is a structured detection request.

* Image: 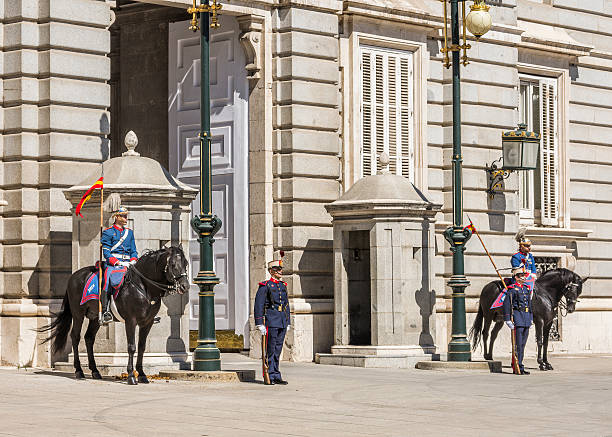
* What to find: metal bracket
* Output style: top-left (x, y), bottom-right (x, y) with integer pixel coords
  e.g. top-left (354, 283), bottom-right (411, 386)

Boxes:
top-left (187, 0), bottom-right (222, 31)
top-left (485, 157), bottom-right (512, 198)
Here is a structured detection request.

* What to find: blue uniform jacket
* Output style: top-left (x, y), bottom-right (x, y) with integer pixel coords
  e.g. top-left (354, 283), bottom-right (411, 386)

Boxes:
top-left (503, 282), bottom-right (533, 327)
top-left (511, 251), bottom-right (536, 274)
top-left (254, 278), bottom-right (291, 329)
top-left (101, 225), bottom-right (138, 264)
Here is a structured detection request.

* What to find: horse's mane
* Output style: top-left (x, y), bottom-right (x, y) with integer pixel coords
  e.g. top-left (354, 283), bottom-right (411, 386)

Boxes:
top-left (540, 267), bottom-right (579, 282)
top-left (124, 246), bottom-right (187, 284)
top-left (124, 248), bottom-right (166, 284)
top-left (539, 268), bottom-right (583, 295)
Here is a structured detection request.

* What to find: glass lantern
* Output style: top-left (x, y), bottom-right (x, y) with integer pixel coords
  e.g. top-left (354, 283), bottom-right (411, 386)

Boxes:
top-left (502, 123), bottom-right (540, 170)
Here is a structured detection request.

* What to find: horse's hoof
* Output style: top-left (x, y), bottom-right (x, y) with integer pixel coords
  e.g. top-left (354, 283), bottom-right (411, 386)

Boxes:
top-left (138, 375), bottom-right (150, 384)
top-left (91, 371), bottom-right (102, 380)
top-left (75, 371), bottom-right (86, 380)
top-left (545, 363), bottom-right (554, 370)
top-left (539, 365), bottom-right (547, 371)
top-left (127, 375), bottom-right (138, 385)
top-left (484, 355), bottom-right (492, 361)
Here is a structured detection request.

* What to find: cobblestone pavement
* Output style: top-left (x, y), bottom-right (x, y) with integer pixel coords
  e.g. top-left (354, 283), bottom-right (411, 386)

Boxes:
top-left (1, 354), bottom-right (611, 437)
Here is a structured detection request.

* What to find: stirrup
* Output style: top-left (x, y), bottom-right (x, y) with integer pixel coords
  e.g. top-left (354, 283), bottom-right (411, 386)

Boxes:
top-left (153, 317), bottom-right (161, 324)
top-left (100, 311), bottom-right (113, 324)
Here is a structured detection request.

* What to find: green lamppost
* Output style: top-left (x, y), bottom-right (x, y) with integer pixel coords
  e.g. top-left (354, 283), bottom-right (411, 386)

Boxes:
top-left (187, 0), bottom-right (223, 371)
top-left (440, 0), bottom-right (492, 361)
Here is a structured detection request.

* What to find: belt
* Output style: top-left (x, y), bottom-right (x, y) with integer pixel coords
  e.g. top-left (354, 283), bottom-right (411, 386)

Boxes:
top-left (111, 253), bottom-right (131, 260)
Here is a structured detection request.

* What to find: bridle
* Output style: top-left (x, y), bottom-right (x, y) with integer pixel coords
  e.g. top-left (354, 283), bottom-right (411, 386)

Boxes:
top-left (557, 281), bottom-right (580, 317)
top-left (130, 252), bottom-right (188, 296)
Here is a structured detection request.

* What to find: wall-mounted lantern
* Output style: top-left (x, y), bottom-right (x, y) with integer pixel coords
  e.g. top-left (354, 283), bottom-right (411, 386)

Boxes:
top-left (486, 123), bottom-right (541, 197)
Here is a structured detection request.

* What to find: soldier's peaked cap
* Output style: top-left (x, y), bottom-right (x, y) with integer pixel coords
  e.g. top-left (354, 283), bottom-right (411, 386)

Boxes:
top-left (267, 250), bottom-right (285, 269)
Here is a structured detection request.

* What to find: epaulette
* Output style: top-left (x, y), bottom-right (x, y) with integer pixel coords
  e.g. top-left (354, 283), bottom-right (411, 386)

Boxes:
top-left (103, 226), bottom-right (113, 231)
top-left (513, 252), bottom-right (521, 256)
top-left (282, 281), bottom-right (287, 286)
top-left (258, 281), bottom-right (267, 287)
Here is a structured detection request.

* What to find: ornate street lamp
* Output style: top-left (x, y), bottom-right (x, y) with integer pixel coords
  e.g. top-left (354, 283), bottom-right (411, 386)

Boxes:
top-left (440, 0), bottom-right (492, 362)
top-left (186, 0), bottom-right (223, 372)
top-left (487, 123), bottom-right (541, 197)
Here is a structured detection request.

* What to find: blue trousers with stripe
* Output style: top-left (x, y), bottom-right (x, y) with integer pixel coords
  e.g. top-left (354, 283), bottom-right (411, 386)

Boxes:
top-left (266, 327), bottom-right (286, 380)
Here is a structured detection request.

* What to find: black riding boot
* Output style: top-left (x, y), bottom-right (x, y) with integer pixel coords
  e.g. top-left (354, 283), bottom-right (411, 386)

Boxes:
top-left (100, 289), bottom-right (113, 324)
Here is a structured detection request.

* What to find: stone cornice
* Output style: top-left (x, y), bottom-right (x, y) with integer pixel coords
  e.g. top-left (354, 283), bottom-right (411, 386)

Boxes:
top-left (326, 200), bottom-right (441, 220)
top-left (516, 19), bottom-right (594, 57)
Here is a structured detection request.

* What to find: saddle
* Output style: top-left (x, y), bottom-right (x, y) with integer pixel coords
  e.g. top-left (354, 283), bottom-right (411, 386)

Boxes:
top-left (80, 265), bottom-right (128, 305)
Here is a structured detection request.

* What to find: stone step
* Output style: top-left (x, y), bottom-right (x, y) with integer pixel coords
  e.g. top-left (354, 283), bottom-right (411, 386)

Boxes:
top-left (315, 353), bottom-right (436, 369)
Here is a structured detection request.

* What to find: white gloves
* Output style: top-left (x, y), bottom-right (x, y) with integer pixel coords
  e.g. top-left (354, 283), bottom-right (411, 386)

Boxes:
top-left (505, 321), bottom-right (515, 330)
top-left (286, 325), bottom-right (291, 333)
top-left (130, 259), bottom-right (137, 265)
top-left (256, 325), bottom-right (266, 336)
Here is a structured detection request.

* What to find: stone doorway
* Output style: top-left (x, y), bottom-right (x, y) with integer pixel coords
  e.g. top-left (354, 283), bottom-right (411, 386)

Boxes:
top-left (347, 231), bottom-right (371, 345)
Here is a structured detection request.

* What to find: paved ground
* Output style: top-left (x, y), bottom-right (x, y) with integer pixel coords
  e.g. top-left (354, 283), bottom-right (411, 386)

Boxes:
top-left (1, 354), bottom-right (611, 437)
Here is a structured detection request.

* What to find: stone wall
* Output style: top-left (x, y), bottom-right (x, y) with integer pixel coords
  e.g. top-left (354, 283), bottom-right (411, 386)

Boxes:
top-left (271, 3), bottom-right (342, 361)
top-left (0, 0), bottom-right (112, 366)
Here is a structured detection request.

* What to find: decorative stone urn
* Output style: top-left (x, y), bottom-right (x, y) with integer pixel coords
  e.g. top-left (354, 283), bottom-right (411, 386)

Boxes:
top-left (61, 132), bottom-right (197, 375)
top-left (316, 154), bottom-right (442, 368)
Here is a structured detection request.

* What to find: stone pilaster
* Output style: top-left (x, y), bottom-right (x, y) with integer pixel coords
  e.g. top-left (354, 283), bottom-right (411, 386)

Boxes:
top-left (0, 0), bottom-right (112, 367)
top-left (271, 3), bottom-right (342, 361)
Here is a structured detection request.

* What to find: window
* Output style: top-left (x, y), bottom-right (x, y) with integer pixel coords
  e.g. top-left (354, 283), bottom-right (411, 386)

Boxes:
top-left (360, 46), bottom-right (414, 180)
top-left (519, 75), bottom-right (559, 226)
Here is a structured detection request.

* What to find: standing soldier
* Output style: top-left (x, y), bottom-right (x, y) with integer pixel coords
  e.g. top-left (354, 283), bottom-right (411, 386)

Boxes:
top-left (512, 230), bottom-right (537, 292)
top-left (503, 267), bottom-right (533, 375)
top-left (254, 255), bottom-right (291, 385)
top-left (100, 206), bottom-right (138, 323)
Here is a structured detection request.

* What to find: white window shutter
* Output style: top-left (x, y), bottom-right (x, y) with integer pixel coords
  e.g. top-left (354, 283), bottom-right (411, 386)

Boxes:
top-left (361, 51), bottom-right (373, 176)
top-left (360, 46), bottom-right (414, 180)
top-left (539, 78), bottom-right (559, 226)
top-left (399, 57), bottom-right (413, 181)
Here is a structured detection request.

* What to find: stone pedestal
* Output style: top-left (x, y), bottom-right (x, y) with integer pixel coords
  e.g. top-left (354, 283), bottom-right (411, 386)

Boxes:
top-left (60, 132), bottom-right (197, 375)
top-left (316, 159), bottom-right (441, 368)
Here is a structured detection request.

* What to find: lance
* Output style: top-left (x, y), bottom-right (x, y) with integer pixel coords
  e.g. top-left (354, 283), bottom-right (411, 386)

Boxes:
top-left (98, 164), bottom-right (104, 322)
top-left (466, 215), bottom-right (521, 375)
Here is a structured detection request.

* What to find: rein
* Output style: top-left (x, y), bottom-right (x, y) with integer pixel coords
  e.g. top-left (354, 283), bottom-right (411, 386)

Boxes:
top-left (130, 265), bottom-right (183, 296)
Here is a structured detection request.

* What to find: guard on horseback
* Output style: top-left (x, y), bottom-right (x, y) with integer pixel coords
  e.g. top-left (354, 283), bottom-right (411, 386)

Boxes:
top-left (511, 230), bottom-right (537, 292)
top-left (503, 266), bottom-right (533, 375)
top-left (100, 205), bottom-right (138, 324)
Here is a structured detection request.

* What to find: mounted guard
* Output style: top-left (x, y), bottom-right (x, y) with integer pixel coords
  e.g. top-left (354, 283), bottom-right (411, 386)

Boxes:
top-left (511, 229), bottom-right (537, 292)
top-left (100, 205), bottom-right (138, 324)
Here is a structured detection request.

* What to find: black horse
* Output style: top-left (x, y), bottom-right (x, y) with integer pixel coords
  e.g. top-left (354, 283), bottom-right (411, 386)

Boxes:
top-left (39, 246), bottom-right (189, 385)
top-left (469, 268), bottom-right (587, 371)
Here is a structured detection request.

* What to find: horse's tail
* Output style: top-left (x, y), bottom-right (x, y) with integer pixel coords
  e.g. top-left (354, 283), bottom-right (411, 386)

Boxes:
top-left (37, 292), bottom-right (72, 353)
top-left (468, 304), bottom-right (484, 352)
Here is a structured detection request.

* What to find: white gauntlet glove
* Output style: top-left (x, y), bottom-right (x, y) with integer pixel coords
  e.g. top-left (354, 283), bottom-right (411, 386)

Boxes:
top-left (286, 325), bottom-right (290, 333)
top-left (505, 321), bottom-right (515, 330)
top-left (256, 325), bottom-right (266, 336)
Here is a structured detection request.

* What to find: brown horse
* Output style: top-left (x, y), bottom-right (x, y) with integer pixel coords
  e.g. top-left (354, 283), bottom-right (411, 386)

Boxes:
top-left (38, 246), bottom-right (189, 384)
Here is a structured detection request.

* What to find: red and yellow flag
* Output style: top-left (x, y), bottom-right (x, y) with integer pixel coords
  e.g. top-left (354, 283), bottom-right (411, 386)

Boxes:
top-left (463, 221), bottom-right (476, 233)
top-left (75, 177), bottom-right (103, 218)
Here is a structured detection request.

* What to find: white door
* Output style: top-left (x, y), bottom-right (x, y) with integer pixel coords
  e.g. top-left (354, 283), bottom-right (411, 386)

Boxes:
top-left (168, 17), bottom-right (249, 345)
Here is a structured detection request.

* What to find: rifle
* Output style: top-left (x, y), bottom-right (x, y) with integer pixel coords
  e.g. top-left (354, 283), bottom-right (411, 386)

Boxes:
top-left (509, 292), bottom-right (521, 375)
top-left (261, 327), bottom-right (271, 385)
top-left (465, 215), bottom-right (520, 374)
